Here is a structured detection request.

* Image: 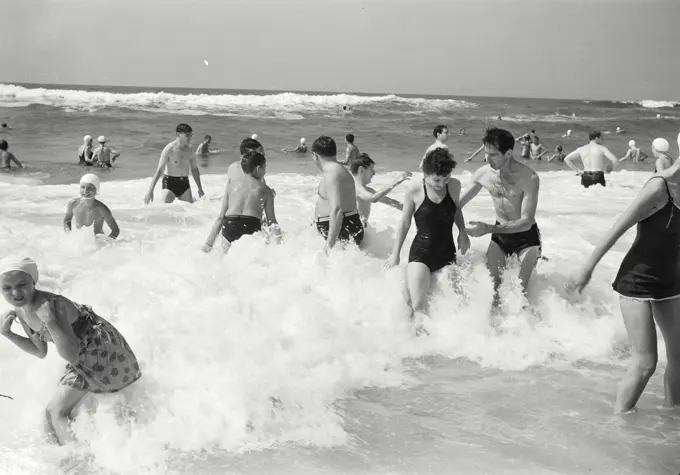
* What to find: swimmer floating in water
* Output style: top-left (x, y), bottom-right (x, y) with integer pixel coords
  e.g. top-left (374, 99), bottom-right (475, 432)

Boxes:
top-left (619, 140), bottom-right (648, 164)
top-left (202, 150), bottom-right (281, 252)
top-left (63, 174), bottom-right (120, 239)
top-left (0, 257), bottom-right (142, 445)
top-left (282, 138), bottom-right (308, 154)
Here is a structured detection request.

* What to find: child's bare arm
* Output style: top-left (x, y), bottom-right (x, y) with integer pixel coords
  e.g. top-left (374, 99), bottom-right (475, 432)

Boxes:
top-left (99, 203), bottom-right (120, 239)
top-left (263, 187), bottom-right (282, 243)
top-left (63, 199), bottom-right (76, 232)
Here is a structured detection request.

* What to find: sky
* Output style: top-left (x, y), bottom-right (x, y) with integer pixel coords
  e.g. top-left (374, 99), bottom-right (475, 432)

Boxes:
top-left (0, 0), bottom-right (678, 101)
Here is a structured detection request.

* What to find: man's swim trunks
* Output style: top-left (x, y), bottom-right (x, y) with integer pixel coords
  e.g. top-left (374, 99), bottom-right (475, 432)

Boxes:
top-left (221, 215), bottom-right (263, 242)
top-left (162, 175), bottom-right (191, 197)
top-left (490, 221), bottom-right (542, 257)
top-left (581, 171), bottom-right (606, 188)
top-left (316, 211), bottom-right (364, 246)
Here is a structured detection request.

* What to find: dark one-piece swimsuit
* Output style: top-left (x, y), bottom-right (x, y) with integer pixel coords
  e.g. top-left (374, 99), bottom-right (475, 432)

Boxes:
top-left (408, 181), bottom-right (457, 272)
top-left (612, 176), bottom-right (680, 301)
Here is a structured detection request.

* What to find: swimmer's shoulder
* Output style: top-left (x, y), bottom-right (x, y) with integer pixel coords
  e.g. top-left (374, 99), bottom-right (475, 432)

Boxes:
top-left (93, 199), bottom-right (112, 212)
top-left (472, 164), bottom-right (492, 182)
top-left (67, 197), bottom-right (80, 208)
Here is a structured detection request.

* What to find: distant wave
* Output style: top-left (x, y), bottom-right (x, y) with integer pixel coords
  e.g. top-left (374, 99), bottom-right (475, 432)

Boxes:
top-left (624, 100), bottom-right (680, 109)
top-left (0, 84), bottom-right (478, 116)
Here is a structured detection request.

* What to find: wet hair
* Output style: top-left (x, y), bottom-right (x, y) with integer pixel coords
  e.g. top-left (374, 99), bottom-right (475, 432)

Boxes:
top-left (0, 140), bottom-right (7, 151)
top-left (531, 129), bottom-right (536, 134)
top-left (482, 127), bottom-right (515, 154)
top-left (589, 130), bottom-right (602, 141)
top-left (239, 137), bottom-right (262, 155)
top-left (350, 153), bottom-right (375, 175)
top-left (204, 135), bottom-right (211, 141)
top-left (556, 145), bottom-right (563, 151)
top-left (241, 150), bottom-right (266, 176)
top-left (176, 123), bottom-right (193, 135)
top-left (433, 125), bottom-right (448, 138)
top-left (312, 136), bottom-right (337, 158)
top-left (422, 147), bottom-right (456, 176)
top-left (346, 133), bottom-right (355, 143)
top-left (1, 123), bottom-right (6, 128)
top-left (533, 135), bottom-right (540, 141)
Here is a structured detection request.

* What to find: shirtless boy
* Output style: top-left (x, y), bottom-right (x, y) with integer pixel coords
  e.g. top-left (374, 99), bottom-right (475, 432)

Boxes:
top-left (313, 136), bottom-right (364, 251)
top-left (0, 140), bottom-right (23, 170)
top-left (144, 124), bottom-right (205, 204)
top-left (460, 128), bottom-right (541, 300)
top-left (63, 174), bottom-right (120, 239)
top-left (564, 130), bottom-right (618, 188)
top-left (338, 134), bottom-right (360, 165)
top-left (202, 150), bottom-right (280, 252)
top-left (530, 136), bottom-right (547, 160)
top-left (350, 153), bottom-right (411, 227)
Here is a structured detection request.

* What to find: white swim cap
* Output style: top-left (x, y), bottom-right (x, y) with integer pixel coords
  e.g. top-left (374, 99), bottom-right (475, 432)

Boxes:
top-left (98, 135), bottom-right (106, 143)
top-left (567, 129), bottom-right (572, 134)
top-left (628, 140), bottom-right (636, 148)
top-left (652, 137), bottom-right (670, 153)
top-left (300, 138), bottom-right (306, 144)
top-left (80, 173), bottom-right (100, 193)
top-left (251, 134), bottom-right (258, 140)
top-left (84, 135), bottom-right (92, 142)
top-left (0, 257), bottom-right (39, 283)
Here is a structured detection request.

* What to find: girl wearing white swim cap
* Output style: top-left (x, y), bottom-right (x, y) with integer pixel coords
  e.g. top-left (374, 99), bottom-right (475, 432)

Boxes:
top-left (63, 174), bottom-right (120, 239)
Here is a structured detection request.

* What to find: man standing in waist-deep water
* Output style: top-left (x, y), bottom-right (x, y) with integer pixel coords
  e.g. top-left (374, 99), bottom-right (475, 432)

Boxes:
top-left (144, 123), bottom-right (205, 204)
top-left (313, 136), bottom-right (364, 252)
top-left (460, 128), bottom-right (542, 305)
top-left (564, 130), bottom-right (618, 188)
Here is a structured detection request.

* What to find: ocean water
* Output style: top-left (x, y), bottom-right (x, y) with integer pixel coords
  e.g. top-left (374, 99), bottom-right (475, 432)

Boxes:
top-left (1, 84), bottom-right (680, 475)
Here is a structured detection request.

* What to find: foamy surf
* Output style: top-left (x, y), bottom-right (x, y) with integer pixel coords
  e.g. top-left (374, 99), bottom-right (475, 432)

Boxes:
top-left (0, 170), bottom-right (678, 474)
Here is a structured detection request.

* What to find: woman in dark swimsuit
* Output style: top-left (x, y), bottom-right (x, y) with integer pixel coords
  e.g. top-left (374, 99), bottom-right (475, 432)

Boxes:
top-left (571, 152), bottom-right (680, 414)
top-left (385, 148), bottom-right (469, 329)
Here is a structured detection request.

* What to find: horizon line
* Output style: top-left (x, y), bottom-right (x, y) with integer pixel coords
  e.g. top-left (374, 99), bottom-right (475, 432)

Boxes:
top-left (0, 80), bottom-right (667, 104)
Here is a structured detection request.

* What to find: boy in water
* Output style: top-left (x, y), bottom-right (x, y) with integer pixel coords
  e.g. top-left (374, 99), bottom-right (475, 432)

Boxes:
top-left (202, 150), bottom-right (281, 252)
top-left (91, 136), bottom-right (120, 169)
top-left (547, 145), bottom-right (566, 162)
top-left (0, 140), bottom-right (24, 170)
top-left (63, 174), bottom-right (120, 239)
top-left (350, 153), bottom-right (411, 227)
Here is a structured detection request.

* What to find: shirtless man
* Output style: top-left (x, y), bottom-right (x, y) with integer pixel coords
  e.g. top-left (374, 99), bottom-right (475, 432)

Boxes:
top-left (63, 174), bottom-right (120, 239)
top-left (196, 135), bottom-right (212, 167)
top-left (460, 128), bottom-right (541, 301)
top-left (91, 136), bottom-right (120, 169)
top-left (564, 130), bottom-right (618, 188)
top-left (339, 134), bottom-right (360, 165)
top-left (530, 136), bottom-right (547, 160)
top-left (0, 140), bottom-right (23, 170)
top-left (201, 150), bottom-right (280, 253)
top-left (313, 136), bottom-right (364, 251)
top-left (420, 125), bottom-right (450, 168)
top-left (143, 124), bottom-right (205, 204)
top-left (619, 140), bottom-right (648, 164)
top-left (350, 153), bottom-right (411, 227)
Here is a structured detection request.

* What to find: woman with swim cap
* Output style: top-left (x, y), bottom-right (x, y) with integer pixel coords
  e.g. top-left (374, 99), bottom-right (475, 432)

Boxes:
top-left (78, 135), bottom-right (94, 166)
top-left (385, 148), bottom-right (469, 334)
top-left (570, 138), bottom-right (680, 413)
top-left (652, 138), bottom-right (672, 172)
top-left (0, 257), bottom-right (141, 444)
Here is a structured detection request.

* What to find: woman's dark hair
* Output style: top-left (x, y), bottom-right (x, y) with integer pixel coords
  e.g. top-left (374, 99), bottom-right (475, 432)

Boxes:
top-left (422, 147), bottom-right (456, 176)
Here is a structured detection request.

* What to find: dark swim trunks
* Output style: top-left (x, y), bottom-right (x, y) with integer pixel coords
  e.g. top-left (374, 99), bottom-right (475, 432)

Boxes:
top-left (316, 212), bottom-right (364, 246)
top-left (490, 222), bottom-right (542, 257)
top-left (221, 215), bottom-right (262, 242)
top-left (581, 171), bottom-right (606, 188)
top-left (162, 175), bottom-right (191, 197)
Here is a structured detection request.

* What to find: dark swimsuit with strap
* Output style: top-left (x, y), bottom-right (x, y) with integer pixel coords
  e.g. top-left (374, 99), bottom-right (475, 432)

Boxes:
top-left (581, 171), bottom-right (606, 188)
top-left (490, 222), bottom-right (542, 257)
top-left (408, 181), bottom-right (457, 272)
top-left (612, 176), bottom-right (680, 301)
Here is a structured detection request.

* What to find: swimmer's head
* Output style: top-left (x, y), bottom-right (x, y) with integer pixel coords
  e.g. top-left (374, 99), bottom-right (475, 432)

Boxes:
top-left (240, 150), bottom-right (266, 178)
top-left (556, 145), bottom-right (563, 152)
top-left (531, 129), bottom-right (536, 134)
top-left (0, 257), bottom-right (39, 307)
top-left (312, 136), bottom-right (337, 163)
top-left (80, 173), bottom-right (100, 197)
top-left (652, 137), bottom-right (670, 155)
top-left (433, 125), bottom-right (449, 142)
top-left (532, 135), bottom-right (540, 144)
top-left (97, 135), bottom-right (106, 144)
top-left (239, 137), bottom-right (263, 156)
top-left (616, 127), bottom-right (622, 132)
top-left (1, 123), bottom-right (6, 128)
top-left (567, 130), bottom-right (572, 135)
top-left (483, 128), bottom-right (515, 170)
top-left (300, 138), bottom-right (306, 144)
top-left (0, 140), bottom-right (7, 151)
top-left (204, 135), bottom-right (211, 143)
top-left (345, 133), bottom-right (355, 144)
top-left (350, 153), bottom-right (376, 182)
top-left (422, 148), bottom-right (455, 190)
top-left (588, 130), bottom-right (602, 143)
top-left (251, 134), bottom-right (258, 140)
top-left (628, 140), bottom-right (636, 148)
top-left (175, 123), bottom-right (193, 145)
top-left (84, 135), bottom-right (92, 144)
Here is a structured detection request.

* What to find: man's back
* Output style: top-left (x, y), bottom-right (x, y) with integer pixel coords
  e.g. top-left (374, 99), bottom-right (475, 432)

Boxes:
top-left (578, 142), bottom-right (613, 171)
top-left (226, 175), bottom-right (270, 218)
top-left (316, 161), bottom-right (358, 215)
